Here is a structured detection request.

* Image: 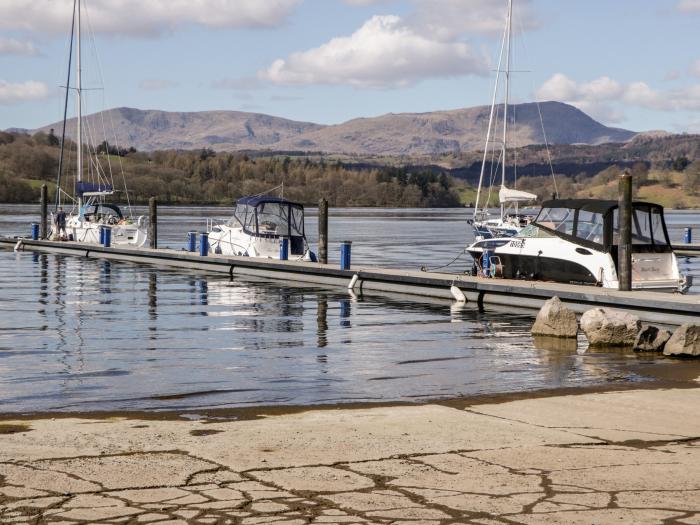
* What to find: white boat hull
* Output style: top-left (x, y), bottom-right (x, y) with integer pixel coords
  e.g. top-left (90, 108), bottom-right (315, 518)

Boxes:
top-left (53, 217), bottom-right (148, 248)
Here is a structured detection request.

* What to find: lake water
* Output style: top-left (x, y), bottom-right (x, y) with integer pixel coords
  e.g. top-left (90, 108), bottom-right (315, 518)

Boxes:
top-left (0, 205), bottom-right (698, 413)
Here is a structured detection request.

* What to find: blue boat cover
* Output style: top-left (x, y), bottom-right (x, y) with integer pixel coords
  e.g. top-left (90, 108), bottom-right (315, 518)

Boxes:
top-left (76, 182), bottom-right (113, 196)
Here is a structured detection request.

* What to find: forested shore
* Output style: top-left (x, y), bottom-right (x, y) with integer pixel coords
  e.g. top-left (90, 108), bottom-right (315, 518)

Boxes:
top-left (0, 131), bottom-right (461, 207)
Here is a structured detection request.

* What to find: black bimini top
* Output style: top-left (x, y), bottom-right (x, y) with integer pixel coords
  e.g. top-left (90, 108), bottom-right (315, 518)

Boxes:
top-left (237, 196), bottom-right (303, 208)
top-left (540, 199), bottom-right (665, 216)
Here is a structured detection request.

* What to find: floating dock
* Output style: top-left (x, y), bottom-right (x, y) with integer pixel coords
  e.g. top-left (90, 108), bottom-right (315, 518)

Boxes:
top-left (2, 237), bottom-right (698, 325)
top-left (673, 243), bottom-right (700, 256)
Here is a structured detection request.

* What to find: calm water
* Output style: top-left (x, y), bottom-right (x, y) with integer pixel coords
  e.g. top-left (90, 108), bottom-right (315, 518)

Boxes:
top-left (0, 205), bottom-right (698, 413)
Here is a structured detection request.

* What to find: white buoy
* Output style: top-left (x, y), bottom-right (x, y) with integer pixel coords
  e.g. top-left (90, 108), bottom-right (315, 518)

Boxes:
top-left (348, 274), bottom-right (359, 290)
top-left (13, 240), bottom-right (23, 252)
top-left (450, 285), bottom-right (467, 303)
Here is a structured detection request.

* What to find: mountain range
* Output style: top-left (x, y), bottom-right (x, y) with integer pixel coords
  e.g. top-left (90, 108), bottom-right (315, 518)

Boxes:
top-left (33, 101), bottom-right (637, 156)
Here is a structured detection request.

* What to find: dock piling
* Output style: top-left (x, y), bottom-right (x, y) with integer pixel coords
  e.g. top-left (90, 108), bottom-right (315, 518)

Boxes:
top-left (618, 170), bottom-right (633, 291)
top-left (319, 198), bottom-right (328, 264)
top-left (149, 197), bottom-right (157, 249)
top-left (40, 184), bottom-right (48, 239)
top-left (684, 228), bottom-right (693, 244)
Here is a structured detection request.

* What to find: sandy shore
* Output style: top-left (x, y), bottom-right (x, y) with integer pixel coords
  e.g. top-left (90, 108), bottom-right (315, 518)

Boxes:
top-left (1, 387), bottom-right (700, 524)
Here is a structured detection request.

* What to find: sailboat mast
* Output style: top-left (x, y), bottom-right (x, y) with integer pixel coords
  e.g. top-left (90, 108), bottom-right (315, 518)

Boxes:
top-left (473, 2), bottom-right (509, 221)
top-left (76, 0), bottom-right (83, 215)
top-left (501, 0), bottom-right (512, 221)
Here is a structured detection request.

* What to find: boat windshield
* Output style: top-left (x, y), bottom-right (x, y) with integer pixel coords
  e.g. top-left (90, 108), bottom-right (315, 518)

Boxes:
top-left (535, 207), bottom-right (576, 236)
top-left (515, 224), bottom-right (554, 239)
top-left (232, 202), bottom-right (304, 237)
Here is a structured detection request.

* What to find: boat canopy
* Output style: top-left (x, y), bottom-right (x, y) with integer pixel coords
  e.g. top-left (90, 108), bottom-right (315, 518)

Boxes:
top-left (499, 187), bottom-right (537, 204)
top-left (233, 196), bottom-right (305, 238)
top-left (533, 199), bottom-right (671, 251)
top-left (76, 182), bottom-right (114, 197)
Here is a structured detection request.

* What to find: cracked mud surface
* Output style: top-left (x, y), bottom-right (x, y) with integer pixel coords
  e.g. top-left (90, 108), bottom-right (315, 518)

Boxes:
top-left (1, 388), bottom-right (700, 524)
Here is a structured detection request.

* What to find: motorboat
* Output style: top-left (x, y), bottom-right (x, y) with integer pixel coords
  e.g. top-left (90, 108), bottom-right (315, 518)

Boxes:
top-left (49, 0), bottom-right (147, 247)
top-left (467, 199), bottom-right (689, 293)
top-left (207, 196), bottom-right (316, 260)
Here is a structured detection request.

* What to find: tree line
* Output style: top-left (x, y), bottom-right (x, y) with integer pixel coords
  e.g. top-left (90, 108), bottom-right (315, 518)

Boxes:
top-left (0, 132), bottom-right (461, 207)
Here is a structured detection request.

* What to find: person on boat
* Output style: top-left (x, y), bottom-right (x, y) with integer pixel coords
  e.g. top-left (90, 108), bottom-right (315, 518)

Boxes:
top-left (55, 207), bottom-right (67, 240)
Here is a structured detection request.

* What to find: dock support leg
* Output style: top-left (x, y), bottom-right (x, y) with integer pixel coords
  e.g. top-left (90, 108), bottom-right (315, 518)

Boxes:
top-left (40, 184), bottom-right (48, 239)
top-left (149, 197), bottom-right (157, 250)
top-left (319, 198), bottom-right (328, 264)
top-left (618, 170), bottom-right (633, 291)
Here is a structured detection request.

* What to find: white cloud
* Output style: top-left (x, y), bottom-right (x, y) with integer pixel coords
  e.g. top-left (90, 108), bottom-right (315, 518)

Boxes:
top-left (261, 13), bottom-right (490, 88)
top-left (139, 79), bottom-right (178, 91)
top-left (0, 37), bottom-right (38, 55)
top-left (536, 73), bottom-right (700, 123)
top-left (407, 0), bottom-right (536, 41)
top-left (0, 80), bottom-right (50, 104)
top-left (678, 0), bottom-right (700, 12)
top-left (691, 59), bottom-right (700, 78)
top-left (0, 0), bottom-right (301, 36)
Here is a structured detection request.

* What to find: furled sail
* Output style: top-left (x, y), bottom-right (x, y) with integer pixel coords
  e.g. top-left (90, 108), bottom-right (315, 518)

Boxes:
top-left (499, 186), bottom-right (537, 204)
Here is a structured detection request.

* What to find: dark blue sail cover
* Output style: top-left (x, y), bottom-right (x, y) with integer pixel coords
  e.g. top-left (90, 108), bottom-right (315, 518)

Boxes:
top-left (76, 182), bottom-right (113, 196)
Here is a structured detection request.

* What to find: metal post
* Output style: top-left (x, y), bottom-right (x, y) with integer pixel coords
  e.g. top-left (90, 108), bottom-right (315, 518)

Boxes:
top-left (149, 197), bottom-right (157, 249)
top-left (318, 198), bottom-right (328, 264)
top-left (618, 171), bottom-right (633, 291)
top-left (187, 231), bottom-right (197, 252)
top-left (199, 233), bottom-right (209, 257)
top-left (103, 226), bottom-right (111, 248)
top-left (340, 241), bottom-right (352, 271)
top-left (684, 227), bottom-right (692, 244)
top-left (40, 184), bottom-right (48, 239)
top-left (279, 238), bottom-right (289, 261)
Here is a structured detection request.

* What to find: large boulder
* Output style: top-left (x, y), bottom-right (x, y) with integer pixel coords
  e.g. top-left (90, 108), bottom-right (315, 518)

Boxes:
top-left (531, 297), bottom-right (578, 338)
top-left (580, 308), bottom-right (641, 346)
top-left (633, 325), bottom-right (672, 352)
top-left (663, 324), bottom-right (700, 357)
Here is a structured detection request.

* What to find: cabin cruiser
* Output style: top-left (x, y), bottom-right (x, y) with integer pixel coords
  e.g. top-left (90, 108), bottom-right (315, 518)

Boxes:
top-left (207, 196), bottom-right (316, 260)
top-left (467, 199), bottom-right (689, 293)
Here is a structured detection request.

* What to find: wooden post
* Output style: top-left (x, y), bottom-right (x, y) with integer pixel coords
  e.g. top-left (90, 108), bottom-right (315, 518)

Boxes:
top-left (40, 184), bottom-right (48, 239)
top-left (318, 198), bottom-right (328, 264)
top-left (149, 197), bottom-right (157, 249)
top-left (618, 170), bottom-right (632, 291)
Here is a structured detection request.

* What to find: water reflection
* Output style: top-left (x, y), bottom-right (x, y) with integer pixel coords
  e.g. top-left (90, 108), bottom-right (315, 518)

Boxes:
top-left (0, 251), bottom-right (680, 413)
top-left (317, 297), bottom-right (328, 349)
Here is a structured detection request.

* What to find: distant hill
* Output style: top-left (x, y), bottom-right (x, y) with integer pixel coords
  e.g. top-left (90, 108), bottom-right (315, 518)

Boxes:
top-left (33, 102), bottom-right (636, 156)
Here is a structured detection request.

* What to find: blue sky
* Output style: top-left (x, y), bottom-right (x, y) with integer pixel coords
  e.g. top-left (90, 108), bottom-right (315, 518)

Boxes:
top-left (1, 0), bottom-right (700, 133)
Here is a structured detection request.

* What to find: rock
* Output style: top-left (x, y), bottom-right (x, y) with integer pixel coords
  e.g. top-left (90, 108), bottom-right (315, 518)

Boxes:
top-left (634, 325), bottom-right (672, 352)
top-left (531, 297), bottom-right (578, 338)
top-left (580, 308), bottom-right (641, 346)
top-left (663, 324), bottom-right (700, 357)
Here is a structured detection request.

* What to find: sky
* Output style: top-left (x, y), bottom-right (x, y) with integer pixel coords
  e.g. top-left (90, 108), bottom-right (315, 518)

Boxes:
top-left (1, 0), bottom-right (700, 133)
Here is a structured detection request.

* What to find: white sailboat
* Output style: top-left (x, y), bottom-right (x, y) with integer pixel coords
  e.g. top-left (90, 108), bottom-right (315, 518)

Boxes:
top-left (51, 0), bottom-right (147, 247)
top-left (469, 0), bottom-right (537, 240)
